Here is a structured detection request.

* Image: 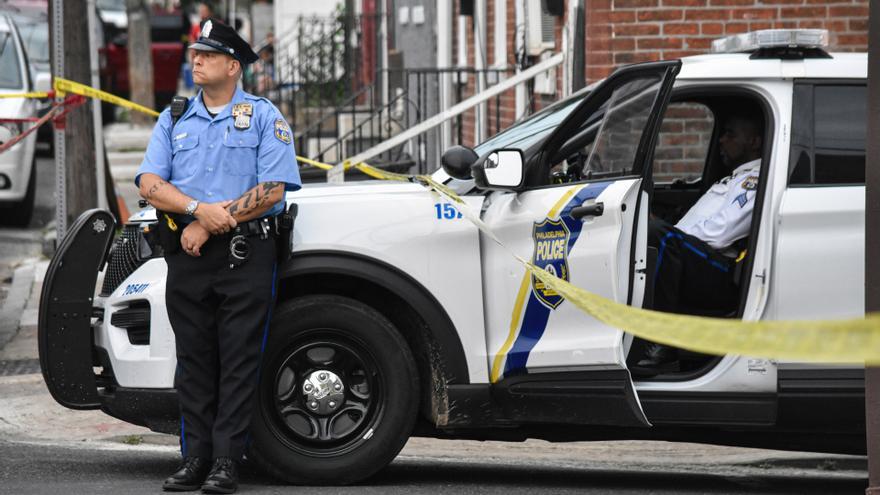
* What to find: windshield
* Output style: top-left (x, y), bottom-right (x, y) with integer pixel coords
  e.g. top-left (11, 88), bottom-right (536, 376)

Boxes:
top-left (97, 0), bottom-right (125, 10)
top-left (432, 87), bottom-right (593, 188)
top-left (13, 17), bottom-right (47, 63)
top-left (473, 87), bottom-right (592, 156)
top-left (0, 31), bottom-right (22, 89)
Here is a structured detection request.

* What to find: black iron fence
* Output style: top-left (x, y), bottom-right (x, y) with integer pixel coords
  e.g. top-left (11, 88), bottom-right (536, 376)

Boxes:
top-left (251, 12), bottom-right (518, 178)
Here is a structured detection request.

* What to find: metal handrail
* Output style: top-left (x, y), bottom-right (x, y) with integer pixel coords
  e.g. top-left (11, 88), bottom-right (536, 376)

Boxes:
top-left (335, 52), bottom-right (565, 172)
top-left (315, 88), bottom-right (415, 161)
top-left (295, 85), bottom-right (374, 139)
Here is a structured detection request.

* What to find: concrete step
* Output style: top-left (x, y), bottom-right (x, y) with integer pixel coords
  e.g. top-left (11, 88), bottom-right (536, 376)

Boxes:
top-left (107, 149), bottom-right (143, 183)
top-left (109, 164), bottom-right (140, 182)
top-left (103, 123), bottom-right (152, 152)
top-left (107, 150), bottom-right (144, 167)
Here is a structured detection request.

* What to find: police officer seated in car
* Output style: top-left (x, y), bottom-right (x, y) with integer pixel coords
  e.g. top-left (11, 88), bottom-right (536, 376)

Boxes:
top-left (634, 111), bottom-right (763, 374)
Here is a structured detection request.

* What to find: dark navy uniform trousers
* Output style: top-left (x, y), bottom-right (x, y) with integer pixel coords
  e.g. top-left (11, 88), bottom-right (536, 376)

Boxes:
top-left (648, 218), bottom-right (738, 314)
top-left (165, 230), bottom-right (277, 460)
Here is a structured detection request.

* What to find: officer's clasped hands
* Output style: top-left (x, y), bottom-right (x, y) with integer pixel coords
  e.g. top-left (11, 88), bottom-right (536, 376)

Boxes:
top-left (193, 201), bottom-right (237, 235)
top-left (181, 221), bottom-right (210, 257)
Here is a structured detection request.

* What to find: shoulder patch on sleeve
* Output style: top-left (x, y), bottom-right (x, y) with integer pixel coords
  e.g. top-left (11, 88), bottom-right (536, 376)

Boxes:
top-left (741, 176), bottom-right (758, 190)
top-left (274, 119), bottom-right (292, 144)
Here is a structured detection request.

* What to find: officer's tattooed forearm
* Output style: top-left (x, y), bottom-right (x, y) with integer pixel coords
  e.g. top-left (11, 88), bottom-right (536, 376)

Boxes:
top-left (226, 181), bottom-right (284, 220)
top-left (145, 179), bottom-right (168, 200)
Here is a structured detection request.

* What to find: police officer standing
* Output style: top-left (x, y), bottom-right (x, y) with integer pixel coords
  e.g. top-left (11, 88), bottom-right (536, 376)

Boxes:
top-left (135, 18), bottom-right (301, 493)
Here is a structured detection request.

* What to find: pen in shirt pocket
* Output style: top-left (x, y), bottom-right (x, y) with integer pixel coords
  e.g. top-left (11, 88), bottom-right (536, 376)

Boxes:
top-left (224, 126), bottom-right (229, 142)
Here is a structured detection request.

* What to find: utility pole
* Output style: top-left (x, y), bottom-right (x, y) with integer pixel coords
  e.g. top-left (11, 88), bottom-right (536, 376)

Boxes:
top-left (126, 0), bottom-right (154, 126)
top-left (865, 0), bottom-right (880, 491)
top-left (49, 0), bottom-right (98, 233)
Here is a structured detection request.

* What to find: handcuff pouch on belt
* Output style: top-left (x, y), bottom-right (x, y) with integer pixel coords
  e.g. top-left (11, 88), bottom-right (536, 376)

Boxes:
top-left (228, 203), bottom-right (296, 268)
top-left (226, 208), bottom-right (296, 269)
top-left (228, 217), bottom-right (269, 269)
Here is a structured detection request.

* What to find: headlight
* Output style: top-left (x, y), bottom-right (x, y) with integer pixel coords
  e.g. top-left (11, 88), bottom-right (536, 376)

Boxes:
top-left (0, 122), bottom-right (22, 144)
top-left (136, 221), bottom-right (164, 260)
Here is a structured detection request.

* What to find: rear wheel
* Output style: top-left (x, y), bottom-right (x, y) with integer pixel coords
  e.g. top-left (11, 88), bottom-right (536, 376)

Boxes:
top-left (248, 295), bottom-right (419, 485)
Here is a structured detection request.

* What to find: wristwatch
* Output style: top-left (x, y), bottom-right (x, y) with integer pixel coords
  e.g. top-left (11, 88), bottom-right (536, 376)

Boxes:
top-left (185, 199), bottom-right (199, 216)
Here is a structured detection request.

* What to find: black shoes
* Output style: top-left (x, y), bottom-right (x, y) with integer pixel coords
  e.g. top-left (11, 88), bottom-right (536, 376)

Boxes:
top-left (201, 457), bottom-right (239, 494)
top-left (631, 343), bottom-right (680, 376)
top-left (163, 456), bottom-right (211, 492)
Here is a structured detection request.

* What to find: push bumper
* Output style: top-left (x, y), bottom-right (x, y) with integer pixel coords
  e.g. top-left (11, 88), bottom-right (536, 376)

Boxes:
top-left (38, 209), bottom-right (116, 410)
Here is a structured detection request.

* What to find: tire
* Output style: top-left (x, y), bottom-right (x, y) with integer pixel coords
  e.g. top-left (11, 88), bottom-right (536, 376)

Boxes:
top-left (248, 295), bottom-right (419, 485)
top-left (2, 157), bottom-right (35, 227)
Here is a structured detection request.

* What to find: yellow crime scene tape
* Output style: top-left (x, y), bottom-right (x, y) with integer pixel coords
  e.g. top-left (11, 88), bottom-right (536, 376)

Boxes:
top-left (0, 91), bottom-right (50, 99)
top-left (296, 156), bottom-right (880, 366)
top-left (53, 77), bottom-right (161, 117)
top-left (0, 78), bottom-right (162, 117)
top-left (6, 77), bottom-right (876, 365)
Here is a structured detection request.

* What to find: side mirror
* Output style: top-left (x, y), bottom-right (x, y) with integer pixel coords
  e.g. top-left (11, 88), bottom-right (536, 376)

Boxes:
top-left (441, 145), bottom-right (479, 180)
top-left (34, 72), bottom-right (51, 93)
top-left (471, 149), bottom-right (524, 190)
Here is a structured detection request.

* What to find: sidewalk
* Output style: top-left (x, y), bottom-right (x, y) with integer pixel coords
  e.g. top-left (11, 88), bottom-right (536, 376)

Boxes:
top-left (0, 257), bottom-right (157, 448)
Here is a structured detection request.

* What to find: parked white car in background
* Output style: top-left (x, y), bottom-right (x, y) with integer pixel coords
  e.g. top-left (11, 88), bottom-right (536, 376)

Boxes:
top-left (0, 13), bottom-right (39, 227)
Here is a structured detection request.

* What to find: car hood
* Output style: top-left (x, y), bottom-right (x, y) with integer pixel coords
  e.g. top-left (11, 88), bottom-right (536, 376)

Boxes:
top-left (126, 180), bottom-right (440, 223)
top-left (287, 180), bottom-right (429, 200)
top-left (0, 96), bottom-right (32, 119)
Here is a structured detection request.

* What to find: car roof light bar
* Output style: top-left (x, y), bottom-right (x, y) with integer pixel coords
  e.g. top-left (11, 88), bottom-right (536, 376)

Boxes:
top-left (710, 29), bottom-right (829, 54)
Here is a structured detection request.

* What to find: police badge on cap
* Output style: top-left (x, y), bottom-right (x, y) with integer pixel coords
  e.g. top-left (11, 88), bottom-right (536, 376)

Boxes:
top-left (190, 18), bottom-right (259, 65)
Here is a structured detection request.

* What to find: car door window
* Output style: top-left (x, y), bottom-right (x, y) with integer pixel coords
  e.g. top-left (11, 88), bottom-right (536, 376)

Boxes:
top-left (0, 32), bottom-right (22, 89)
top-left (548, 74), bottom-right (663, 183)
top-left (789, 83), bottom-right (866, 185)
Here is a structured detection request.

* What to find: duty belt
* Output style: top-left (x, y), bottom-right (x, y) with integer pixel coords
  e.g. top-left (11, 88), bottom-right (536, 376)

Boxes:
top-left (233, 216), bottom-right (278, 238)
top-left (228, 216), bottom-right (277, 269)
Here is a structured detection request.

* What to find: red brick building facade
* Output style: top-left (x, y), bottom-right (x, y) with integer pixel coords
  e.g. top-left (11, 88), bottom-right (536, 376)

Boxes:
top-left (453, 0), bottom-right (867, 147)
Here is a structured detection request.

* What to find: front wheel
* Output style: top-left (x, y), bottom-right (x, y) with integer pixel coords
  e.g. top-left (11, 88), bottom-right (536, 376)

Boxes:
top-left (248, 295), bottom-right (419, 485)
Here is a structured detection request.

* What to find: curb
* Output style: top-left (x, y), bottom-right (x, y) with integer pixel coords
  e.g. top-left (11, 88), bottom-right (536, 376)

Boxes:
top-left (0, 260), bottom-right (37, 350)
top-left (741, 454), bottom-right (868, 472)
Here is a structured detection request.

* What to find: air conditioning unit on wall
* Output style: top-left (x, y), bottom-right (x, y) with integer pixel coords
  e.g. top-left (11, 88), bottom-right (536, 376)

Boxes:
top-left (533, 51), bottom-right (557, 95)
top-left (526, 0), bottom-right (559, 57)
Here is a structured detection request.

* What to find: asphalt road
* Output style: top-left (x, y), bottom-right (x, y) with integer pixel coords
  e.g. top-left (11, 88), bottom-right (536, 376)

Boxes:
top-left (0, 439), bottom-right (867, 495)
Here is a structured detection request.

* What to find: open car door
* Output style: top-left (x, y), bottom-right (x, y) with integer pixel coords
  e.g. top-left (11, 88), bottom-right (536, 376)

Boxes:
top-left (481, 60), bottom-right (681, 427)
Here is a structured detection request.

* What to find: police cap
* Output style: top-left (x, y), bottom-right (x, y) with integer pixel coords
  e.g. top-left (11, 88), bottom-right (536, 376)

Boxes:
top-left (190, 18), bottom-right (259, 65)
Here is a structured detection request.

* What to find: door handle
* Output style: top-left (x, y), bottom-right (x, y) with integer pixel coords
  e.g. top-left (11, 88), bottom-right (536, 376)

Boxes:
top-left (570, 202), bottom-right (604, 220)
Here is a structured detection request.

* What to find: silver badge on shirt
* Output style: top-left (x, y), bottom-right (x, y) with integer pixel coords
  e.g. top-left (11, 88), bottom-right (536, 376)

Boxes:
top-left (232, 103), bottom-right (253, 130)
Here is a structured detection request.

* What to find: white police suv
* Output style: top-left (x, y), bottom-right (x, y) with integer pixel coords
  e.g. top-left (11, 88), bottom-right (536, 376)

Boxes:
top-left (39, 30), bottom-right (868, 484)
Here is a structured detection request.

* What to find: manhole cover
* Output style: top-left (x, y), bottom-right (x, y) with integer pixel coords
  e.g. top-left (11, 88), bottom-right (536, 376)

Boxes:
top-left (0, 359), bottom-right (41, 376)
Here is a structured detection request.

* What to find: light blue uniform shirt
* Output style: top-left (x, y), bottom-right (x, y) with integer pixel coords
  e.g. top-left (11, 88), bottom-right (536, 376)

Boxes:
top-left (135, 87), bottom-right (301, 217)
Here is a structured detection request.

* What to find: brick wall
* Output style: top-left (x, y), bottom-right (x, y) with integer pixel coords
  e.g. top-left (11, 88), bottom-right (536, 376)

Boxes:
top-left (654, 102), bottom-right (715, 182)
top-left (459, 0), bottom-right (522, 147)
top-left (455, 0), bottom-right (867, 148)
top-left (586, 0), bottom-right (868, 81)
